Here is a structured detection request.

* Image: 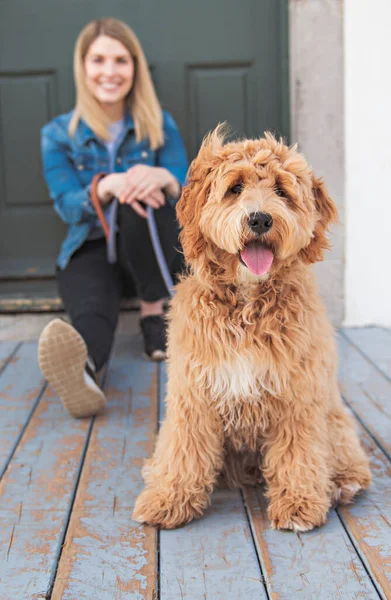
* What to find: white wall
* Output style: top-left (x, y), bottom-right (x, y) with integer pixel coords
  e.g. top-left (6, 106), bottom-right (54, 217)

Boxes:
top-left (345, 0), bottom-right (391, 326)
top-left (289, 0), bottom-right (344, 326)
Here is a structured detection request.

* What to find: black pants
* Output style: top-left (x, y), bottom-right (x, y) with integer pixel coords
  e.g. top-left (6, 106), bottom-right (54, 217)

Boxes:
top-left (57, 203), bottom-right (183, 370)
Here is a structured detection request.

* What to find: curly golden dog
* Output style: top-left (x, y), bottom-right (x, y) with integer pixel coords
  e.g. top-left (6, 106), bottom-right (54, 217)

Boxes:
top-left (133, 127), bottom-right (371, 532)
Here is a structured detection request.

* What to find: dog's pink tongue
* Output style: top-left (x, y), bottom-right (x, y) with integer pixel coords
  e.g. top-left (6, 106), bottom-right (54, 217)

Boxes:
top-left (240, 242), bottom-right (274, 275)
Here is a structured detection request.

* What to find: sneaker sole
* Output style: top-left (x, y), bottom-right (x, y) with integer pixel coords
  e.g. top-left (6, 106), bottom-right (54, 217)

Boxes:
top-left (38, 319), bottom-right (106, 418)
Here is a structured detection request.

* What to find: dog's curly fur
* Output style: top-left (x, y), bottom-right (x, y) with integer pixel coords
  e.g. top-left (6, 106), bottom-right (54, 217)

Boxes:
top-left (133, 127), bottom-right (371, 532)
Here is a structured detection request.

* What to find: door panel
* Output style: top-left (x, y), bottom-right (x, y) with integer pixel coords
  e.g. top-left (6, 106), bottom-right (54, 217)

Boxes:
top-left (0, 0), bottom-right (289, 299)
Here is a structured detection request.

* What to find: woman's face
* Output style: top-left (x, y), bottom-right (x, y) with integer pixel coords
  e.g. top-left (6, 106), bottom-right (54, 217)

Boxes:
top-left (84, 35), bottom-right (135, 107)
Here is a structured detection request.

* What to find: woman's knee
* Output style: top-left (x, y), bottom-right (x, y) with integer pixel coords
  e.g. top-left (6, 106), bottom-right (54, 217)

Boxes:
top-left (118, 203), bottom-right (144, 230)
top-left (119, 202), bottom-right (176, 229)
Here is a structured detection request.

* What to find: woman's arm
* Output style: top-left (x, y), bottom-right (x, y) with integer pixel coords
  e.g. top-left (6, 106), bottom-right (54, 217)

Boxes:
top-left (41, 128), bottom-right (100, 225)
top-left (156, 112), bottom-right (189, 201)
top-left (118, 113), bottom-right (189, 210)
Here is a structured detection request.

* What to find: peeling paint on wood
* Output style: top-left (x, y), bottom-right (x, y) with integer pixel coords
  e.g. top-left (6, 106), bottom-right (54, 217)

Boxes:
top-left (0, 297), bottom-right (64, 313)
top-left (0, 297), bottom-right (140, 314)
top-left (338, 334), bottom-right (391, 456)
top-left (342, 327), bottom-right (391, 382)
top-left (338, 411), bottom-right (391, 598)
top-left (160, 488), bottom-right (267, 599)
top-left (51, 335), bottom-right (158, 600)
top-left (0, 383), bottom-right (90, 598)
top-left (0, 342), bottom-right (46, 474)
top-left (0, 341), bottom-right (19, 373)
top-left (1, 327), bottom-right (391, 598)
top-left (244, 487), bottom-right (379, 600)
top-left (158, 364), bottom-right (267, 599)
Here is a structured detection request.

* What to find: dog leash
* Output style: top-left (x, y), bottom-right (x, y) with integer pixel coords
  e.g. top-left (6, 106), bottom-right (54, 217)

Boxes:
top-left (146, 205), bottom-right (175, 297)
top-left (91, 173), bottom-right (176, 298)
top-left (90, 173), bottom-right (110, 239)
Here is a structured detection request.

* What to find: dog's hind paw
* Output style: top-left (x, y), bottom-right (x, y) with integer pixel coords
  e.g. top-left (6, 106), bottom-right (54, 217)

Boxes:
top-left (332, 474), bottom-right (371, 505)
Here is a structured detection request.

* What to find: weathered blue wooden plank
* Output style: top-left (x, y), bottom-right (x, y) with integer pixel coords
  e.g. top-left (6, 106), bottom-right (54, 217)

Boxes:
top-left (338, 417), bottom-right (391, 599)
top-left (0, 342), bottom-right (46, 476)
top-left (338, 334), bottom-right (391, 457)
top-left (0, 341), bottom-right (20, 374)
top-left (0, 508), bottom-right (67, 598)
top-left (0, 384), bottom-right (90, 598)
top-left (160, 488), bottom-right (267, 600)
top-left (342, 326), bottom-right (391, 382)
top-left (51, 335), bottom-right (158, 600)
top-left (158, 361), bottom-right (168, 421)
top-left (158, 363), bottom-right (266, 599)
top-left (244, 487), bottom-right (380, 600)
top-left (243, 327), bottom-right (391, 600)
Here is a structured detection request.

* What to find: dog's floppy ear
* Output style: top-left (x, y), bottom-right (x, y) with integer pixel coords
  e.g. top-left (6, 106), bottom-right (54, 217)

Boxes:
top-left (176, 124), bottom-right (226, 262)
top-left (300, 174), bottom-right (338, 264)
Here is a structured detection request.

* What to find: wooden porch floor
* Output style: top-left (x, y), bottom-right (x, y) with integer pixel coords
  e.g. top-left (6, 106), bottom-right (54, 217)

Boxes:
top-left (0, 326), bottom-right (390, 599)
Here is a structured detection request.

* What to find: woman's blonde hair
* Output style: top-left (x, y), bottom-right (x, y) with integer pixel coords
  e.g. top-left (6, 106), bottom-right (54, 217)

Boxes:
top-left (69, 17), bottom-right (163, 149)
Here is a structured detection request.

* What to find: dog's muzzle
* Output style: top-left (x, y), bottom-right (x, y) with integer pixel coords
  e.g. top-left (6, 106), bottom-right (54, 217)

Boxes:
top-left (248, 212), bottom-right (273, 235)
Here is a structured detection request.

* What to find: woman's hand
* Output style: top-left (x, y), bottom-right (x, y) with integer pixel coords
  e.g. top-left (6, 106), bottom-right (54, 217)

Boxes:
top-left (125, 188), bottom-right (166, 218)
top-left (96, 166), bottom-right (180, 218)
top-left (119, 166), bottom-right (167, 218)
top-left (122, 165), bottom-right (180, 205)
top-left (96, 173), bottom-right (127, 205)
top-left (96, 172), bottom-right (164, 218)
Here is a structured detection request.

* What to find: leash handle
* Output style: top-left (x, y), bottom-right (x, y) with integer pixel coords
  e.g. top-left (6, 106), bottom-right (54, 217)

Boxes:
top-left (90, 173), bottom-right (110, 241)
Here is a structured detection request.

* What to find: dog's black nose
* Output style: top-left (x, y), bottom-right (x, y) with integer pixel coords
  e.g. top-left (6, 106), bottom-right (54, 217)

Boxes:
top-left (248, 212), bottom-right (273, 235)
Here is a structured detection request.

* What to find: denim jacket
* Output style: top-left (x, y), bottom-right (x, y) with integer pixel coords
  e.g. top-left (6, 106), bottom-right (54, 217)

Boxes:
top-left (41, 109), bottom-right (189, 269)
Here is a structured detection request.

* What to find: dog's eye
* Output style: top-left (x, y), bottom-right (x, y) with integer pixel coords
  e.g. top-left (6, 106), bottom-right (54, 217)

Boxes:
top-left (230, 183), bottom-right (243, 194)
top-left (275, 186), bottom-right (285, 198)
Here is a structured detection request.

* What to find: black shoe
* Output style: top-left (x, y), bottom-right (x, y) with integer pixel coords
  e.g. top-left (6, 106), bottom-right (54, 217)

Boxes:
top-left (140, 315), bottom-right (167, 361)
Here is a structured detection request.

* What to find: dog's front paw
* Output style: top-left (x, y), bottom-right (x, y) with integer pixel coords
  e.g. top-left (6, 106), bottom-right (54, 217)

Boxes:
top-left (133, 487), bottom-right (207, 529)
top-left (268, 495), bottom-right (330, 533)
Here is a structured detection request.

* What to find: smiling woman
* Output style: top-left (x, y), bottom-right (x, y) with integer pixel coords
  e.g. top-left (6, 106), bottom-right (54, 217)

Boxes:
top-left (37, 18), bottom-right (189, 419)
top-left (84, 36), bottom-right (135, 113)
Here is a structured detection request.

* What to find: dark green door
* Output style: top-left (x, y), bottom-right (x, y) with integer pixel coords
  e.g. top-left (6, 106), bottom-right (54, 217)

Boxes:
top-left (0, 0), bottom-right (289, 307)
